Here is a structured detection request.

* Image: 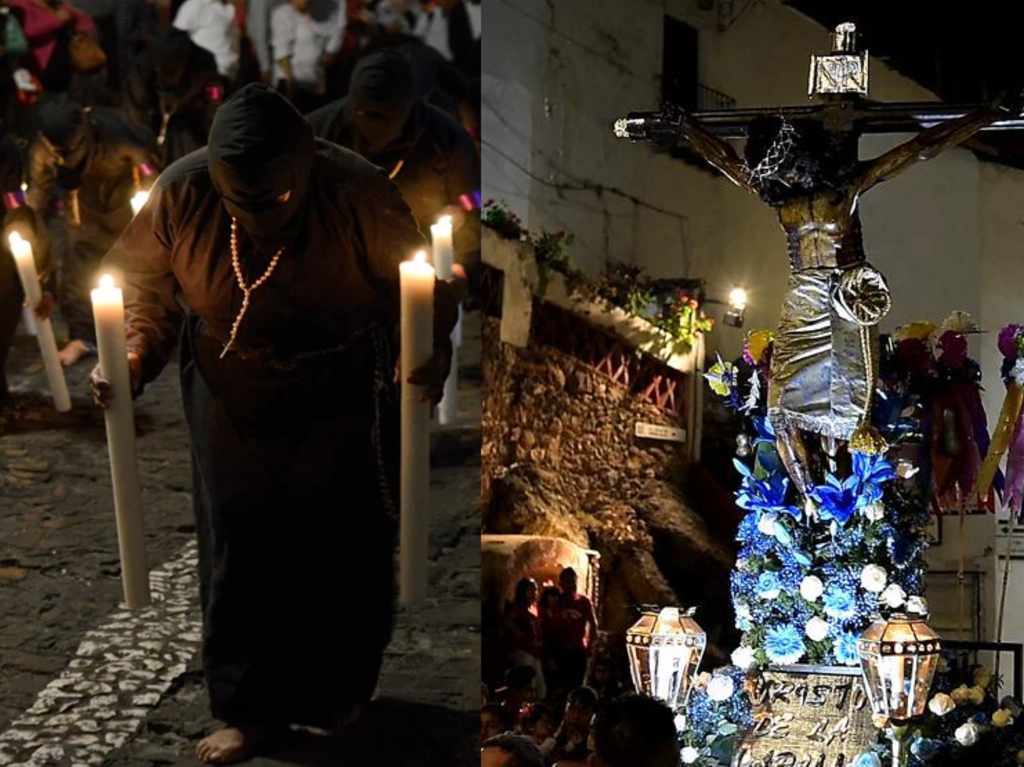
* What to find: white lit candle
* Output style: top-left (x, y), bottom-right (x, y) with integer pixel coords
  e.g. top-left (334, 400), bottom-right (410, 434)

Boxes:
top-left (8, 233), bottom-right (70, 412)
top-left (399, 250), bottom-right (434, 604)
top-left (129, 189), bottom-right (149, 216)
top-left (91, 274), bottom-right (149, 608)
top-left (430, 215), bottom-right (459, 425)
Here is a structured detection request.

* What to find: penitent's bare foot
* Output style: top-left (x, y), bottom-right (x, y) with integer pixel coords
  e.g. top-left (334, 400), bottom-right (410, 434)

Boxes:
top-left (195, 727), bottom-right (264, 764)
top-left (57, 339), bottom-right (93, 367)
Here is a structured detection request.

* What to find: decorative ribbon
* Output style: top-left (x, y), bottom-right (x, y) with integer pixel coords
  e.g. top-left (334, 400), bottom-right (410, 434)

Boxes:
top-left (976, 381), bottom-right (1023, 509)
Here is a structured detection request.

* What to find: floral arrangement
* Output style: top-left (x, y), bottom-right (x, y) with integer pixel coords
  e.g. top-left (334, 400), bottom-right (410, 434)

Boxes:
top-left (902, 658), bottom-right (1024, 766)
top-left (706, 328), bottom-right (931, 668)
top-left (680, 666), bottom-right (754, 765)
top-left (482, 200), bottom-right (712, 351)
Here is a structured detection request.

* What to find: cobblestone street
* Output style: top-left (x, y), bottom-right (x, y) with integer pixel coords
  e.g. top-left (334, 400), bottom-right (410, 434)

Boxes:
top-left (0, 313), bottom-right (481, 766)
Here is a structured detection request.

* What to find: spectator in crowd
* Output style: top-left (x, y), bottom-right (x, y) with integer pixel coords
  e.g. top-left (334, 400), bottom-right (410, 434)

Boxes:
top-left (549, 686), bottom-right (599, 765)
top-left (123, 28), bottom-right (227, 165)
top-left (503, 577), bottom-right (545, 700)
top-left (519, 703), bottom-right (557, 756)
top-left (307, 47), bottom-right (479, 273)
top-left (270, 0), bottom-right (343, 112)
top-left (481, 702), bottom-right (510, 743)
top-left (172, 0), bottom-right (239, 79)
top-left (555, 567), bottom-right (599, 690)
top-left (495, 664), bottom-right (537, 728)
top-left (245, 0), bottom-right (277, 81)
top-left (482, 733), bottom-right (546, 767)
top-left (26, 98), bottom-right (156, 366)
top-left (7, 0), bottom-right (97, 95)
top-left (589, 694), bottom-right (679, 767)
top-left (538, 584), bottom-right (563, 691)
top-left (586, 655), bottom-right (626, 703)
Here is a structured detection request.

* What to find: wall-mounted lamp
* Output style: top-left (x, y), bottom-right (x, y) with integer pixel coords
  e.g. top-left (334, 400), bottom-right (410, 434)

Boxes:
top-left (724, 286), bottom-right (748, 327)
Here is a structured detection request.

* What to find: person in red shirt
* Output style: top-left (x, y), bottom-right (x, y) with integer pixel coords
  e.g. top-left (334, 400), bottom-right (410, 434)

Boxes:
top-left (555, 567), bottom-right (598, 691)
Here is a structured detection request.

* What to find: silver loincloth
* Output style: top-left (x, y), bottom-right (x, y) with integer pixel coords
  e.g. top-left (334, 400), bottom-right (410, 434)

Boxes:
top-left (767, 266), bottom-right (877, 440)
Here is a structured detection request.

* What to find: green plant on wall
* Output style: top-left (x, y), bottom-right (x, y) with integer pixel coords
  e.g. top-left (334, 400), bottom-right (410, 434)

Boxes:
top-left (484, 200), bottom-right (713, 351)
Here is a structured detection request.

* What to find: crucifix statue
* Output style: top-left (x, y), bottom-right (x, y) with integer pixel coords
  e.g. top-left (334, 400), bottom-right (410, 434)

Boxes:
top-left (614, 23), bottom-right (1024, 497)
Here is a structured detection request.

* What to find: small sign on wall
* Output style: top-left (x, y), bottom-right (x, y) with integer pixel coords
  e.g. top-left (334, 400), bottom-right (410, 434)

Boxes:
top-left (634, 422), bottom-right (686, 443)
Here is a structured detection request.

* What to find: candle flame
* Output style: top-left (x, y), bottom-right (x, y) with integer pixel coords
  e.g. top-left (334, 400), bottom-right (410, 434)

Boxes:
top-left (130, 189), bottom-right (150, 215)
top-left (99, 274), bottom-right (114, 290)
top-left (436, 214), bottom-right (452, 228)
top-left (413, 250), bottom-right (428, 264)
top-left (8, 231), bottom-right (25, 250)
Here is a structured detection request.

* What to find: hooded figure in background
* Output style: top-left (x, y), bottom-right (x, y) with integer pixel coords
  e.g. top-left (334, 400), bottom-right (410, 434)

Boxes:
top-left (308, 49), bottom-right (480, 278)
top-left (94, 83), bottom-right (457, 764)
top-left (26, 97), bottom-right (157, 366)
top-left (0, 130), bottom-right (51, 404)
top-left (123, 28), bottom-right (227, 166)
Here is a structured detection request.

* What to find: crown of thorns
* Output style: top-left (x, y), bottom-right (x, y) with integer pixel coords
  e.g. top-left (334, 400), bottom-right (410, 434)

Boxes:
top-left (744, 117), bottom-right (797, 185)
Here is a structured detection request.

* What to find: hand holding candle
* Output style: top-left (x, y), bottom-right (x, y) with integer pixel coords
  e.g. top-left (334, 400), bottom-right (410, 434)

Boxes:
top-left (91, 274), bottom-right (150, 608)
top-left (8, 232), bottom-right (70, 412)
top-left (399, 250), bottom-right (434, 605)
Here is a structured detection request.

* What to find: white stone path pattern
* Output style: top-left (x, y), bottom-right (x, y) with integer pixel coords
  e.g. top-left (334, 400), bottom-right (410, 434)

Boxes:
top-left (0, 543), bottom-right (201, 766)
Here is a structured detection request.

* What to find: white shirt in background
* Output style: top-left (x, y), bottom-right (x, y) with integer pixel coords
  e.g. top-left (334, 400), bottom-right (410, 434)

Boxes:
top-left (270, 4), bottom-right (345, 89)
top-left (174, 0), bottom-right (240, 79)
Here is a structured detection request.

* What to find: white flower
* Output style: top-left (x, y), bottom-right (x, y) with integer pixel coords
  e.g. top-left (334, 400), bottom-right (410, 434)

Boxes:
top-left (736, 603), bottom-right (752, 621)
top-left (758, 513), bottom-right (777, 536)
top-left (731, 646), bottom-right (755, 670)
top-left (881, 583), bottom-right (907, 608)
top-left (735, 558), bottom-right (748, 571)
top-left (860, 564), bottom-right (888, 594)
top-left (674, 714), bottom-right (687, 732)
top-left (707, 674), bottom-right (735, 702)
top-left (955, 722), bottom-right (981, 747)
top-left (805, 617), bottom-right (830, 642)
top-left (929, 693), bottom-right (955, 716)
top-left (1012, 358), bottom-right (1024, 387)
top-left (862, 502), bottom-right (885, 522)
top-left (800, 575), bottom-right (824, 602)
top-left (906, 595), bottom-right (928, 615)
top-left (681, 746), bottom-right (700, 764)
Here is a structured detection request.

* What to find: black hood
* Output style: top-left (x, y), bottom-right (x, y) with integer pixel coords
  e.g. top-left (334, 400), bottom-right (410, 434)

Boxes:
top-left (345, 50), bottom-right (416, 155)
top-left (207, 83), bottom-right (314, 252)
top-left (38, 99), bottom-right (91, 188)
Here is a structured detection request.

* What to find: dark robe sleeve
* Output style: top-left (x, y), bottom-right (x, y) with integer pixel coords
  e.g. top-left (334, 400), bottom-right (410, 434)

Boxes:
top-left (25, 139), bottom-right (57, 217)
top-left (357, 171), bottom-right (458, 349)
top-left (101, 178), bottom-right (182, 390)
top-left (446, 125), bottom-right (480, 267)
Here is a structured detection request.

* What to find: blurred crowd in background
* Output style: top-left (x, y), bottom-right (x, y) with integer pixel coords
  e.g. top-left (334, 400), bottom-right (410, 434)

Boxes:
top-left (0, 0), bottom-right (480, 392)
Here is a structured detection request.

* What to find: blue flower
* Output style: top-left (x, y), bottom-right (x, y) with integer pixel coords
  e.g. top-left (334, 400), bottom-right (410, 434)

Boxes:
top-left (752, 416), bottom-right (776, 446)
top-left (834, 631), bottom-right (860, 665)
top-left (811, 473), bottom-right (860, 525)
top-left (909, 737), bottom-right (944, 761)
top-left (852, 752), bottom-right (881, 767)
top-left (823, 586), bottom-right (856, 620)
top-left (764, 625), bottom-right (806, 665)
top-left (756, 571), bottom-right (782, 599)
top-left (852, 453), bottom-right (896, 505)
top-left (734, 460), bottom-right (800, 519)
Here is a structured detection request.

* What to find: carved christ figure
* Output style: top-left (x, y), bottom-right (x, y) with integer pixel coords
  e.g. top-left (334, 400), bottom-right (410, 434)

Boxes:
top-left (616, 97), bottom-right (1020, 495)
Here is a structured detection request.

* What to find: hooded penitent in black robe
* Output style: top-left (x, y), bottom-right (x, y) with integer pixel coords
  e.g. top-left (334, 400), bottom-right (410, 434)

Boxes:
top-left (27, 100), bottom-right (157, 344)
top-left (307, 50), bottom-right (480, 270)
top-left (102, 84), bottom-right (457, 729)
top-left (123, 29), bottom-right (227, 167)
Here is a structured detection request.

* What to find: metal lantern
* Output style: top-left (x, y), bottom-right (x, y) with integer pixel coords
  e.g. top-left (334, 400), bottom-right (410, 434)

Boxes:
top-left (857, 613), bottom-right (941, 722)
top-left (626, 606), bottom-right (706, 710)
